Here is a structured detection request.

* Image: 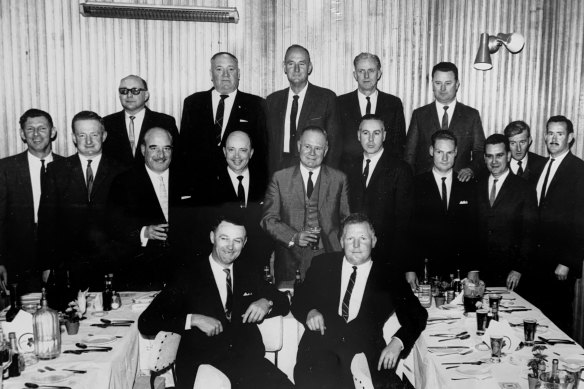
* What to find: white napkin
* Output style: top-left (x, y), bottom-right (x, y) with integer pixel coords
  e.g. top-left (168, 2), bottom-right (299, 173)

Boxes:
top-left (481, 319), bottom-right (522, 352)
top-left (1, 310), bottom-right (33, 346)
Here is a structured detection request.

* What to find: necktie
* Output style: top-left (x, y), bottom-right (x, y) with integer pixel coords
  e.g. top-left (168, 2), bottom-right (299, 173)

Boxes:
top-left (289, 95), bottom-right (299, 153)
top-left (441, 177), bottom-right (448, 211)
top-left (362, 159), bottom-right (371, 186)
top-left (342, 266), bottom-right (357, 322)
top-left (517, 160), bottom-right (524, 176)
top-left (224, 268), bottom-right (233, 321)
top-left (489, 178), bottom-right (498, 207)
top-left (158, 176), bottom-right (169, 221)
top-left (365, 96), bottom-right (371, 115)
top-left (86, 160), bottom-right (94, 202)
top-left (215, 95), bottom-right (228, 146)
top-left (40, 159), bottom-right (46, 190)
top-left (306, 171), bottom-right (314, 199)
top-left (128, 115), bottom-right (136, 156)
top-left (540, 158), bottom-right (555, 204)
top-left (237, 175), bottom-right (245, 208)
top-left (441, 106), bottom-right (449, 130)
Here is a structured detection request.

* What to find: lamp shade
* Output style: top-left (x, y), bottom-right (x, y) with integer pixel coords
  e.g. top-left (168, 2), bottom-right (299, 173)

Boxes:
top-left (474, 33), bottom-right (493, 70)
top-left (497, 32), bottom-right (525, 53)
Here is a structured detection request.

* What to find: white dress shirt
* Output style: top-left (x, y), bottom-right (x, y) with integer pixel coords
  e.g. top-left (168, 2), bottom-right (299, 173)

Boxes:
top-left (78, 153), bottom-right (102, 184)
top-left (283, 83), bottom-right (309, 153)
top-left (140, 167), bottom-right (170, 246)
top-left (510, 155), bottom-right (529, 175)
top-left (488, 168), bottom-right (510, 201)
top-left (27, 151), bottom-right (54, 223)
top-left (362, 148), bottom-right (384, 187)
top-left (435, 100), bottom-right (457, 129)
top-left (227, 167), bottom-right (250, 205)
top-left (536, 150), bottom-right (570, 205)
top-left (337, 257), bottom-right (373, 322)
top-left (358, 89), bottom-right (378, 116)
top-left (299, 164), bottom-right (321, 193)
top-left (212, 89), bottom-right (238, 141)
top-left (432, 168), bottom-right (453, 208)
top-left (125, 108), bottom-right (146, 156)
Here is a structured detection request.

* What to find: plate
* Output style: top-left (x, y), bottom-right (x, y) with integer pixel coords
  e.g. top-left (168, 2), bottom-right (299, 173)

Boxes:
top-left (18, 332), bottom-right (35, 353)
top-left (30, 370), bottom-right (73, 384)
top-left (456, 365), bottom-right (491, 376)
top-left (82, 334), bottom-right (117, 345)
top-left (562, 355), bottom-right (584, 366)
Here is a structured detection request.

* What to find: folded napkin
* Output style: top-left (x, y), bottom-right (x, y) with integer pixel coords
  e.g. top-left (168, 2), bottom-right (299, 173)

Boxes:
top-left (481, 319), bottom-right (522, 352)
top-left (132, 292), bottom-right (159, 304)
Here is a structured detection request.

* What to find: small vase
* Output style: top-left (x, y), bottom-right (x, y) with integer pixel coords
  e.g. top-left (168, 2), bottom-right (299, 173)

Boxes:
top-left (528, 374), bottom-right (540, 389)
top-left (64, 320), bottom-right (80, 335)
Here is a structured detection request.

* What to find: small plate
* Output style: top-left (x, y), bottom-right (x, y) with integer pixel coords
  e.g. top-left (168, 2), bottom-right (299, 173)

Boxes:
top-left (456, 365), bottom-right (491, 376)
top-left (91, 311), bottom-right (108, 317)
top-left (82, 334), bottom-right (117, 345)
top-left (562, 355), bottom-right (584, 367)
top-left (30, 370), bottom-right (73, 384)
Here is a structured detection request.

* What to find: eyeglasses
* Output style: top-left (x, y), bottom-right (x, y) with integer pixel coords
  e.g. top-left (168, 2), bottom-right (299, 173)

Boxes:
top-left (118, 88), bottom-right (147, 95)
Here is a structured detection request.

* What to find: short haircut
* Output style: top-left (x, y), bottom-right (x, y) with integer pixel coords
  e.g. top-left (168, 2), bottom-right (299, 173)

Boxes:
top-left (122, 74), bottom-right (148, 91)
top-left (141, 126), bottom-right (173, 147)
top-left (71, 111), bottom-right (104, 133)
top-left (503, 120), bottom-right (531, 138)
top-left (431, 130), bottom-right (458, 147)
top-left (353, 52), bottom-right (381, 70)
top-left (359, 113), bottom-right (386, 130)
top-left (299, 125), bottom-right (328, 142)
top-left (285, 44), bottom-right (311, 63)
top-left (484, 133), bottom-right (510, 153)
top-left (211, 52), bottom-right (239, 65)
top-left (546, 115), bottom-right (574, 134)
top-left (432, 62), bottom-right (459, 81)
top-left (211, 215), bottom-right (246, 233)
top-left (19, 109), bottom-right (54, 129)
top-left (340, 213), bottom-right (376, 239)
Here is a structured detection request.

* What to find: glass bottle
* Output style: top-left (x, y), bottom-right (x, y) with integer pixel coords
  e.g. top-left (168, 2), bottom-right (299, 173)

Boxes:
top-left (5, 283), bottom-right (20, 322)
top-left (294, 269), bottom-right (302, 292)
top-left (103, 274), bottom-right (112, 312)
top-left (32, 288), bottom-right (61, 360)
top-left (8, 333), bottom-right (22, 377)
top-left (0, 327), bottom-right (9, 380)
top-left (422, 258), bottom-right (429, 284)
top-left (551, 359), bottom-right (560, 383)
top-left (263, 266), bottom-right (273, 285)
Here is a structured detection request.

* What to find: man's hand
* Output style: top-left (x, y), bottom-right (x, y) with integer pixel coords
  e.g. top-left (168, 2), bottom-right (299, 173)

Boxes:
top-left (191, 314), bottom-right (223, 336)
top-left (242, 298), bottom-right (271, 323)
top-left (555, 264), bottom-right (569, 281)
top-left (405, 272), bottom-right (419, 290)
top-left (0, 265), bottom-right (7, 285)
top-left (144, 223), bottom-right (169, 241)
top-left (506, 270), bottom-right (522, 291)
top-left (377, 338), bottom-right (403, 370)
top-left (295, 231), bottom-right (318, 248)
top-left (457, 168), bottom-right (474, 182)
top-left (306, 309), bottom-right (326, 335)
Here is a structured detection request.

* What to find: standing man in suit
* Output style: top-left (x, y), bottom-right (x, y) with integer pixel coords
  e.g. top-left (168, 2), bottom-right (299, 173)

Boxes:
top-left (103, 75), bottom-right (179, 168)
top-left (406, 130), bottom-right (477, 289)
top-left (266, 44), bottom-right (340, 172)
top-left (261, 126), bottom-right (350, 287)
top-left (533, 116), bottom-right (584, 335)
top-left (337, 52), bottom-right (406, 164)
top-left (503, 120), bottom-right (547, 184)
top-left (291, 213), bottom-right (427, 389)
top-left (180, 52), bottom-right (268, 184)
top-left (404, 62), bottom-right (485, 180)
top-left (0, 109), bottom-right (63, 293)
top-left (476, 134), bottom-right (537, 289)
top-left (38, 111), bottom-right (123, 291)
top-left (138, 216), bottom-right (293, 389)
top-left (107, 127), bottom-right (180, 290)
top-left (342, 114), bottom-right (413, 269)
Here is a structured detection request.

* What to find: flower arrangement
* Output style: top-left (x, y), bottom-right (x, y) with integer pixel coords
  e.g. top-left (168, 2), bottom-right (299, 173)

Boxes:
top-left (527, 344), bottom-right (548, 378)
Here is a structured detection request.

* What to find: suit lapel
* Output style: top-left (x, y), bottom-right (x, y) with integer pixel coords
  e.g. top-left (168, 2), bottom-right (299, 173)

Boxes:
top-left (90, 156), bottom-right (110, 200)
top-left (15, 153), bottom-right (35, 216)
top-left (349, 91), bottom-right (362, 121)
top-left (298, 85), bottom-right (313, 128)
top-left (202, 259), bottom-right (229, 319)
top-left (546, 153), bottom-right (571, 196)
top-left (425, 103), bottom-right (441, 131)
top-left (140, 166), bottom-right (166, 220)
top-left (491, 175), bottom-right (511, 208)
top-left (292, 165), bottom-right (306, 205)
top-left (367, 151), bottom-right (388, 190)
top-left (317, 165), bottom-right (329, 209)
top-left (138, 108), bottom-right (152, 145)
top-left (224, 91), bottom-right (241, 135)
top-left (71, 156), bottom-right (89, 199)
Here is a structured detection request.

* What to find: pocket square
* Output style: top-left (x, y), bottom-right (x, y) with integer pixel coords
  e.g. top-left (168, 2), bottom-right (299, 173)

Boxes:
top-left (240, 119), bottom-right (249, 123)
top-left (243, 292), bottom-right (253, 297)
top-left (459, 200), bottom-right (468, 204)
top-left (181, 195), bottom-right (192, 200)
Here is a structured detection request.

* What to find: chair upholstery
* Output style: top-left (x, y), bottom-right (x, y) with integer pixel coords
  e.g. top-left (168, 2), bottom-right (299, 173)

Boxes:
top-left (149, 331), bottom-right (181, 389)
top-left (351, 352), bottom-right (374, 389)
top-left (257, 315), bottom-right (284, 365)
top-left (193, 364), bottom-right (231, 389)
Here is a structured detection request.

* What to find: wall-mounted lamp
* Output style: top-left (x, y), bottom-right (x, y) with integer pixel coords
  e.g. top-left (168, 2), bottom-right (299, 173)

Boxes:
top-left (473, 32), bottom-right (525, 71)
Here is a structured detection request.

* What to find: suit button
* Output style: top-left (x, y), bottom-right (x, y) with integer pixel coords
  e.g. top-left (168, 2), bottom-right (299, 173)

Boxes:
top-left (340, 337), bottom-right (346, 343)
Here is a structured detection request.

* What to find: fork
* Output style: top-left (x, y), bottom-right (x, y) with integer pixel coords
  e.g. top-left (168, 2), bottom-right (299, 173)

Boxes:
top-left (437, 350), bottom-right (472, 357)
top-left (451, 375), bottom-right (492, 381)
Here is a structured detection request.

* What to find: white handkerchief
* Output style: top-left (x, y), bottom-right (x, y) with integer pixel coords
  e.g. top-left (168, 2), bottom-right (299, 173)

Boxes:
top-left (481, 319), bottom-right (522, 353)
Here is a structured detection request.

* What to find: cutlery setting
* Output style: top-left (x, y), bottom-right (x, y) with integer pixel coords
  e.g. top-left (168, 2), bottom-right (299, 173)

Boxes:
top-left (438, 333), bottom-right (470, 342)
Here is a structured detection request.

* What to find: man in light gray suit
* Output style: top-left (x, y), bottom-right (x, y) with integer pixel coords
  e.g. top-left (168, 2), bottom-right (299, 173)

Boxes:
top-left (261, 126), bottom-right (350, 287)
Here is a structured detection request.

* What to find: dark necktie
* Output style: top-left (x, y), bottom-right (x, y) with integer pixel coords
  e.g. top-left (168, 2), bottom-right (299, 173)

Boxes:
top-left (489, 178), bottom-right (498, 207)
top-left (129, 115), bottom-right (136, 155)
top-left (306, 171), bottom-right (314, 199)
top-left (86, 159), bottom-right (94, 202)
top-left (516, 160), bottom-right (524, 176)
top-left (289, 95), bottom-right (299, 153)
top-left (362, 159), bottom-right (371, 186)
top-left (365, 96), bottom-right (371, 115)
top-left (237, 175), bottom-right (245, 208)
top-left (441, 177), bottom-right (448, 211)
top-left (540, 158), bottom-right (555, 204)
top-left (40, 159), bottom-right (46, 189)
top-left (441, 106), bottom-right (449, 130)
top-left (342, 266), bottom-right (357, 322)
top-left (215, 95), bottom-right (228, 146)
top-left (224, 268), bottom-right (233, 321)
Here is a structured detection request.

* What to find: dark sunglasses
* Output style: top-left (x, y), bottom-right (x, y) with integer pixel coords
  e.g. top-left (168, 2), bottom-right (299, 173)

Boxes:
top-left (119, 88), bottom-right (147, 95)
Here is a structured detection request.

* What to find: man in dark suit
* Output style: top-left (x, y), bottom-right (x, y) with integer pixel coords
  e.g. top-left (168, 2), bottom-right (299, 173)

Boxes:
top-left (337, 52), bottom-right (406, 164)
top-left (404, 62), bottom-right (485, 181)
top-left (476, 134), bottom-right (537, 289)
top-left (138, 217), bottom-right (293, 389)
top-left (179, 52), bottom-right (268, 184)
top-left (532, 115), bottom-right (584, 335)
top-left (0, 109), bottom-right (63, 293)
top-left (342, 114), bottom-right (413, 270)
top-left (261, 126), bottom-right (350, 287)
top-left (503, 120), bottom-right (547, 184)
top-left (406, 130), bottom-right (477, 289)
top-left (291, 213), bottom-right (427, 389)
top-left (107, 127), bottom-right (180, 290)
top-left (38, 111), bottom-right (123, 291)
top-left (103, 75), bottom-right (179, 169)
top-left (266, 44), bottom-right (340, 172)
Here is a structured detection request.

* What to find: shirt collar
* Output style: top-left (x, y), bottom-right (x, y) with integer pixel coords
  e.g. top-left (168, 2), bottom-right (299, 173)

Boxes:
top-left (212, 88), bottom-right (238, 100)
top-left (342, 255), bottom-right (373, 269)
top-left (209, 253), bottom-right (234, 272)
top-left (550, 149), bottom-right (570, 163)
top-left (299, 163), bottom-right (321, 176)
top-left (78, 152), bottom-right (102, 166)
top-left (357, 89), bottom-right (378, 99)
top-left (144, 164), bottom-right (169, 181)
top-left (27, 151), bottom-right (53, 163)
top-left (363, 147), bottom-right (384, 163)
top-left (435, 99), bottom-right (457, 113)
top-left (125, 108), bottom-right (146, 119)
top-left (432, 167), bottom-right (453, 179)
top-left (490, 167), bottom-right (510, 184)
top-left (289, 82), bottom-right (309, 99)
top-left (227, 166), bottom-right (249, 181)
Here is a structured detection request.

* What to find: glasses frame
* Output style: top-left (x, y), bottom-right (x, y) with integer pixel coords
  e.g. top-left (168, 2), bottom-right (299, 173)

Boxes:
top-left (118, 88), bottom-right (147, 95)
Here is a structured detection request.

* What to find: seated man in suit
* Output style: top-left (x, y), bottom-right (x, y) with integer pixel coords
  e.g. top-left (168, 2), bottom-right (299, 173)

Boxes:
top-left (503, 120), bottom-right (546, 185)
top-left (261, 126), bottom-right (350, 287)
top-left (342, 114), bottom-right (413, 269)
top-left (338, 52), bottom-right (406, 164)
top-left (407, 130), bottom-right (477, 289)
top-left (405, 62), bottom-right (485, 181)
top-left (0, 109), bottom-right (62, 293)
top-left (291, 213), bottom-right (427, 389)
top-left (103, 75), bottom-right (179, 168)
top-left (477, 134), bottom-right (537, 289)
top-left (138, 216), bottom-right (293, 389)
top-left (266, 44), bottom-right (339, 172)
top-left (107, 127), bottom-right (180, 290)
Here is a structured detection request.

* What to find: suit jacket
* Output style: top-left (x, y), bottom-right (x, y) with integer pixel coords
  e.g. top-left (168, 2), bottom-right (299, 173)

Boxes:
top-left (405, 101), bottom-right (485, 175)
top-left (477, 172), bottom-right (537, 285)
top-left (266, 83), bottom-right (340, 172)
top-left (261, 164), bottom-right (350, 283)
top-left (337, 90), bottom-right (406, 163)
top-left (342, 150), bottom-right (413, 268)
top-left (102, 107), bottom-right (179, 169)
top-left (411, 171), bottom-right (478, 276)
top-left (516, 151), bottom-right (547, 185)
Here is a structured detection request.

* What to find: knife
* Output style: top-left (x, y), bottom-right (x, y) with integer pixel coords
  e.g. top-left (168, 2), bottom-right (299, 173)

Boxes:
top-left (427, 346), bottom-right (470, 349)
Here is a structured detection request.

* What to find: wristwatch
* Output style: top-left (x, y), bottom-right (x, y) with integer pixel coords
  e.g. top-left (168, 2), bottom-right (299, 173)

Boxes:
top-left (288, 233), bottom-right (297, 248)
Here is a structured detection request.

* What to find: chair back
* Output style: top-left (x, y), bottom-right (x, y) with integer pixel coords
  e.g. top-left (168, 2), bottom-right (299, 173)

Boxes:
top-left (193, 364), bottom-right (231, 389)
top-left (149, 331), bottom-right (181, 372)
top-left (350, 353), bottom-right (374, 389)
top-left (257, 315), bottom-right (283, 352)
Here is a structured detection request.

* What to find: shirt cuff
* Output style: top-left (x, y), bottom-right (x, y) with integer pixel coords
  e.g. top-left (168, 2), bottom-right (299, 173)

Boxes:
top-left (391, 336), bottom-right (404, 351)
top-left (185, 314), bottom-right (192, 330)
top-left (140, 227), bottom-right (148, 247)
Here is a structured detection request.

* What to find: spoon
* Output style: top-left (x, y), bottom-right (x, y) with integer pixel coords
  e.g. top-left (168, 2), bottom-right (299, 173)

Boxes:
top-left (438, 334), bottom-right (471, 342)
top-left (100, 318), bottom-right (134, 324)
top-left (76, 342), bottom-right (111, 349)
top-left (25, 383), bottom-right (72, 389)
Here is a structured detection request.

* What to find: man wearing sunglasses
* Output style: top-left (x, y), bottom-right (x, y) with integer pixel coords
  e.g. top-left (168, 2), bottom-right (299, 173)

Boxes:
top-left (103, 75), bottom-right (179, 169)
